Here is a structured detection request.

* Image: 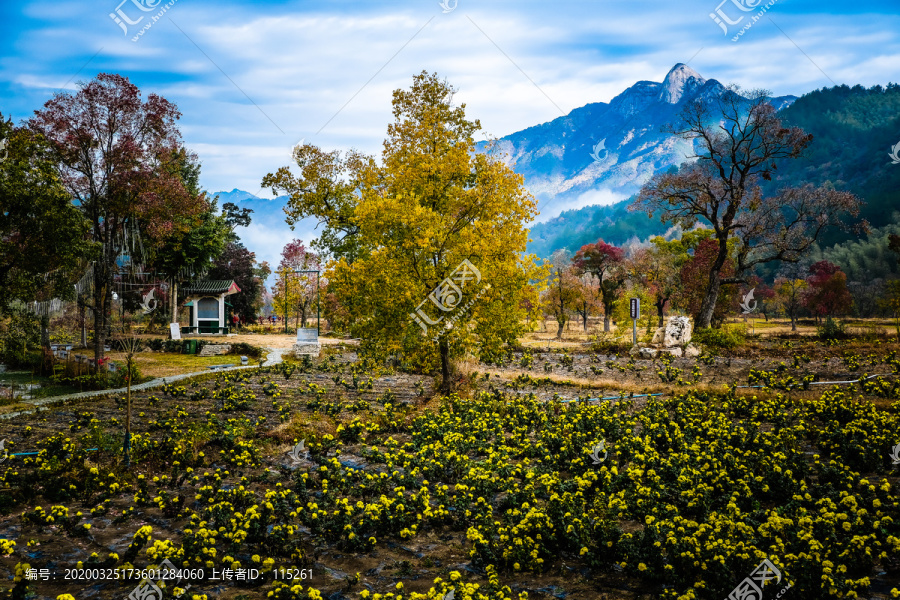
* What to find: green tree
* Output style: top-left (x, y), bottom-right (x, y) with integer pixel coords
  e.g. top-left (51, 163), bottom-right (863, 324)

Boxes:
top-left (143, 148), bottom-right (232, 326)
top-left (263, 144), bottom-right (371, 263)
top-left (774, 277), bottom-right (807, 331)
top-left (0, 115), bottom-right (91, 312)
top-left (206, 242), bottom-right (270, 324)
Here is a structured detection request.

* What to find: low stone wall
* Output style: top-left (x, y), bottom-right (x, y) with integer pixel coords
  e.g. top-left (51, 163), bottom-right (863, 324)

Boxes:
top-left (199, 344), bottom-right (231, 356)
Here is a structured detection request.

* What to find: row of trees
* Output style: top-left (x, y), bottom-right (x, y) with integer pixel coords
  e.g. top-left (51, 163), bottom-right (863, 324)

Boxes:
top-left (541, 228), bottom-right (861, 336)
top-left (261, 73), bottom-right (867, 388)
top-left (1, 74), bottom-right (269, 369)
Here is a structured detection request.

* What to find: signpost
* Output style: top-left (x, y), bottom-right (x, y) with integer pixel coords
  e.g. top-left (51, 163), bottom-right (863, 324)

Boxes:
top-left (169, 323), bottom-right (181, 340)
top-left (630, 298), bottom-right (640, 346)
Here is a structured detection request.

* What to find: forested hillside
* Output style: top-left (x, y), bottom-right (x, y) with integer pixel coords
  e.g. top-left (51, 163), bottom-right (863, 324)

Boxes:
top-left (771, 82), bottom-right (900, 244)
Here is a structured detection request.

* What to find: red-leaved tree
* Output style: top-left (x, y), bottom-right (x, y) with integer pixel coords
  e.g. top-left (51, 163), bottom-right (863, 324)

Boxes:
top-left (803, 260), bottom-right (852, 321)
top-left (272, 240), bottom-right (325, 329)
top-left (30, 73), bottom-right (205, 366)
top-left (573, 240), bottom-right (625, 332)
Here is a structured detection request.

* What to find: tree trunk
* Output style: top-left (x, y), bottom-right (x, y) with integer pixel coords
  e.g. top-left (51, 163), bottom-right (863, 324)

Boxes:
top-left (301, 301), bottom-right (308, 329)
top-left (697, 272), bottom-right (723, 328)
top-left (582, 313), bottom-right (588, 331)
top-left (556, 320), bottom-right (564, 339)
top-left (40, 314), bottom-right (50, 349)
top-left (170, 279), bottom-right (178, 326)
top-left (79, 304), bottom-right (87, 347)
top-left (601, 287), bottom-right (615, 332)
top-left (656, 299), bottom-right (665, 327)
top-left (439, 338), bottom-right (451, 394)
top-left (791, 316), bottom-right (797, 331)
top-left (124, 352), bottom-right (132, 467)
top-left (92, 262), bottom-right (109, 373)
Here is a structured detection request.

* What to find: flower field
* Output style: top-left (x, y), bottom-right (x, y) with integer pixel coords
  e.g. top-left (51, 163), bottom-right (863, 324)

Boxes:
top-left (0, 341), bottom-right (899, 600)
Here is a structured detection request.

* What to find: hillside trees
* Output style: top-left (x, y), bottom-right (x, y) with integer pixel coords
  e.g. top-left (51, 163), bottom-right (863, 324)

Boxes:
top-left (632, 87), bottom-right (862, 328)
top-left (30, 73), bottom-right (206, 366)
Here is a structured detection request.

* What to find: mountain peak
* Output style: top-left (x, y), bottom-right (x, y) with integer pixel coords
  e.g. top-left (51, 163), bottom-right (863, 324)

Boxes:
top-left (659, 63), bottom-right (706, 104)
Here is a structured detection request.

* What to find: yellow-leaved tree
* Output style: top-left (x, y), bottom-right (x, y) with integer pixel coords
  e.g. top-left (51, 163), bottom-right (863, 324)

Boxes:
top-left (265, 72), bottom-right (544, 390)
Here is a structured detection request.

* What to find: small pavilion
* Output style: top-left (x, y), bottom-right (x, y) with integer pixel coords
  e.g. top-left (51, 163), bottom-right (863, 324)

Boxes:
top-left (181, 280), bottom-right (241, 334)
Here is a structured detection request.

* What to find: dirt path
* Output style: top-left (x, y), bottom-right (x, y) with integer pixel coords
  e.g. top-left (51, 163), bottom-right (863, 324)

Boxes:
top-left (204, 333), bottom-right (355, 350)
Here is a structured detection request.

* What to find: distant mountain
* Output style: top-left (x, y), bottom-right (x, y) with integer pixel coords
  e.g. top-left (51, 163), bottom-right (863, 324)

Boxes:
top-left (208, 188), bottom-right (290, 224)
top-left (206, 189), bottom-right (320, 277)
top-left (527, 82), bottom-right (900, 260)
top-left (476, 63), bottom-right (797, 218)
top-left (213, 64), bottom-right (814, 262)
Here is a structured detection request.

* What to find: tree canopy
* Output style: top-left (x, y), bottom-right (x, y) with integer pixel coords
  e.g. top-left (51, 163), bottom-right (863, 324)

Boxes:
top-left (0, 114), bottom-right (91, 311)
top-left (30, 73), bottom-right (207, 363)
top-left (268, 72), bottom-right (544, 388)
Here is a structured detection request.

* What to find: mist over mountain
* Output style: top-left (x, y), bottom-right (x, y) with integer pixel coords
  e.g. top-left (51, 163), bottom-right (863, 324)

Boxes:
top-left (475, 63), bottom-right (796, 220)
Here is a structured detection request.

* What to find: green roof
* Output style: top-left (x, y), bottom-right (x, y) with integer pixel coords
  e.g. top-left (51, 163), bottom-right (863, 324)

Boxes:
top-left (183, 280), bottom-right (241, 295)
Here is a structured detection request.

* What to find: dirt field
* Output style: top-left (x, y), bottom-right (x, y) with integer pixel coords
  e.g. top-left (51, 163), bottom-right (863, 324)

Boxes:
top-left (0, 336), bottom-right (897, 599)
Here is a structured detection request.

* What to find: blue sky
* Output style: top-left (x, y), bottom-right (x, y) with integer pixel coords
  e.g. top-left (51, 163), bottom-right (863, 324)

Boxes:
top-left (2, 0), bottom-right (899, 264)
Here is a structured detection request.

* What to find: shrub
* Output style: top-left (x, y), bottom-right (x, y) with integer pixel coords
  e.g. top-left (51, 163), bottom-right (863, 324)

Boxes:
top-left (589, 336), bottom-right (631, 354)
top-left (0, 309), bottom-right (41, 369)
top-left (818, 316), bottom-right (848, 341)
top-left (49, 371), bottom-right (110, 391)
top-left (692, 326), bottom-right (746, 349)
top-left (228, 342), bottom-right (264, 359)
top-left (109, 360), bottom-right (143, 388)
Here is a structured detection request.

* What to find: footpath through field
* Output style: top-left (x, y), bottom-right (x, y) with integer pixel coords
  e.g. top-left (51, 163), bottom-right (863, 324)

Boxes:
top-left (0, 335), bottom-right (353, 420)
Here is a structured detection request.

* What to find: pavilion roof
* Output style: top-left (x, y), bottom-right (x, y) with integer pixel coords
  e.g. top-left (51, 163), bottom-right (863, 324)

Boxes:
top-left (183, 280), bottom-right (241, 296)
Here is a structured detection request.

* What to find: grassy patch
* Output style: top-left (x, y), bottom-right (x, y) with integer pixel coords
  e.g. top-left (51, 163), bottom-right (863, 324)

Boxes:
top-left (71, 351), bottom-right (244, 379)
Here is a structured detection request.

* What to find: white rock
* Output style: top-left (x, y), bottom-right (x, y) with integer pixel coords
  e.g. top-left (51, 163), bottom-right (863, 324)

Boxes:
top-left (293, 342), bottom-right (321, 357)
top-left (684, 344), bottom-right (700, 358)
top-left (662, 316), bottom-right (692, 348)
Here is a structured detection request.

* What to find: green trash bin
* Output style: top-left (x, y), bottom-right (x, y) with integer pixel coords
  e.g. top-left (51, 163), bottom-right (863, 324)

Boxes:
top-left (184, 339), bottom-right (198, 355)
